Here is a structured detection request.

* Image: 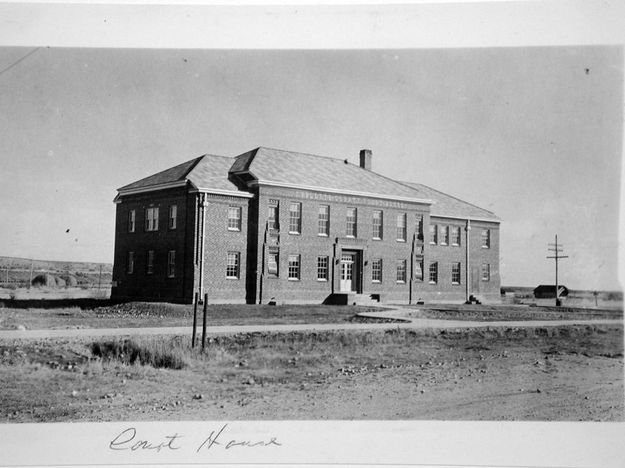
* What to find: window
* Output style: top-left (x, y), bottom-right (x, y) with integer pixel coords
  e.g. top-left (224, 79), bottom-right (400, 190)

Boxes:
top-left (228, 206), bottom-right (242, 231)
top-left (416, 215), bottom-right (423, 240)
top-left (451, 226), bottom-right (461, 246)
top-left (429, 262), bottom-right (438, 284)
top-left (146, 250), bottom-right (155, 275)
top-left (226, 252), bottom-right (240, 279)
top-left (127, 251), bottom-right (134, 274)
top-left (482, 263), bottom-right (490, 281)
top-left (167, 250), bottom-right (175, 278)
top-left (372, 210), bottom-right (383, 239)
top-left (429, 224), bottom-right (438, 244)
top-left (414, 257), bottom-right (423, 281)
top-left (481, 229), bottom-right (491, 248)
top-left (396, 213), bottom-right (407, 241)
top-left (441, 226), bottom-right (449, 245)
top-left (372, 259), bottom-right (382, 283)
top-left (169, 205), bottom-right (177, 230)
top-left (145, 207), bottom-right (159, 231)
top-left (346, 207), bottom-right (357, 237)
top-left (317, 256), bottom-right (329, 281)
top-left (289, 202), bottom-right (301, 234)
top-left (128, 210), bottom-right (136, 233)
top-left (318, 205), bottom-right (329, 236)
top-left (268, 201), bottom-right (279, 230)
top-left (396, 259), bottom-right (407, 283)
top-left (267, 250), bottom-right (279, 277)
top-left (288, 254), bottom-right (300, 280)
top-left (452, 262), bottom-right (461, 284)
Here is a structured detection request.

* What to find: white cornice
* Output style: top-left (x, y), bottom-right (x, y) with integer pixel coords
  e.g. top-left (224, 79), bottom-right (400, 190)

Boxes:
top-left (190, 187), bottom-right (254, 198)
top-left (250, 180), bottom-right (432, 205)
top-left (431, 213), bottom-right (500, 224)
top-left (116, 180), bottom-right (188, 197)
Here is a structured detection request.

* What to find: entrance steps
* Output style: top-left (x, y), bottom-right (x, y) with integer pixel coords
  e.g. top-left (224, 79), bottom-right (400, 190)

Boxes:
top-left (323, 293), bottom-right (381, 306)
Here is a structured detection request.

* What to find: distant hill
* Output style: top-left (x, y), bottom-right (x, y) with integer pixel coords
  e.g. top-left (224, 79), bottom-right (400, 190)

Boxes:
top-left (0, 256), bottom-right (112, 289)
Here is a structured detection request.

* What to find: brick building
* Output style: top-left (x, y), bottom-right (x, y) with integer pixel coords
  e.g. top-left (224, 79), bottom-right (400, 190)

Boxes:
top-left (111, 147), bottom-right (500, 304)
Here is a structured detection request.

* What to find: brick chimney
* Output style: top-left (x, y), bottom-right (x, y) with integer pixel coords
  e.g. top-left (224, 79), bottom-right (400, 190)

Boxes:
top-left (359, 149), bottom-right (372, 170)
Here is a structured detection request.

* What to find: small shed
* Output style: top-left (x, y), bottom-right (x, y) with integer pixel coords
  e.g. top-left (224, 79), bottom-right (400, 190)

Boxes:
top-left (533, 285), bottom-right (569, 299)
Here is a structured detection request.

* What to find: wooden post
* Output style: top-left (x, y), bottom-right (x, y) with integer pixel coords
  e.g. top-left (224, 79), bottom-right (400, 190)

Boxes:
top-left (547, 235), bottom-right (568, 307)
top-left (191, 292), bottom-right (198, 348)
top-left (201, 293), bottom-right (208, 349)
top-left (98, 264), bottom-right (102, 290)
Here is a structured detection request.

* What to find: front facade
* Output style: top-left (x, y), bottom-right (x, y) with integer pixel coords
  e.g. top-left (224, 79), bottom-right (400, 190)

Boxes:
top-left (111, 147), bottom-right (500, 304)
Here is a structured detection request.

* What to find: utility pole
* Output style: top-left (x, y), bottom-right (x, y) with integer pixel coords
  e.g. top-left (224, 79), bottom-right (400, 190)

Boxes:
top-left (547, 235), bottom-right (569, 307)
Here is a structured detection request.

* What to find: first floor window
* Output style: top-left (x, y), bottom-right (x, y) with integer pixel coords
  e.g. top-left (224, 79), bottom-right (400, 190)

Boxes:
top-left (127, 251), bottom-right (134, 274)
top-left (396, 259), bottom-right (407, 283)
top-left (372, 258), bottom-right (382, 283)
top-left (267, 250), bottom-right (279, 277)
top-left (346, 207), bottom-right (357, 237)
top-left (145, 207), bottom-right (159, 231)
top-left (128, 209), bottom-right (136, 233)
top-left (482, 263), bottom-right (490, 281)
top-left (228, 206), bottom-right (242, 231)
top-left (226, 252), bottom-right (240, 279)
top-left (288, 254), bottom-right (300, 280)
top-left (451, 226), bottom-right (461, 246)
top-left (441, 225), bottom-right (449, 245)
top-left (396, 213), bottom-right (407, 241)
top-left (167, 250), bottom-right (175, 278)
top-left (169, 205), bottom-right (177, 230)
top-left (429, 224), bottom-right (438, 244)
top-left (146, 250), bottom-right (155, 275)
top-left (289, 202), bottom-right (301, 234)
top-left (452, 262), bottom-right (461, 284)
top-left (317, 256), bottom-right (329, 281)
top-left (481, 229), bottom-right (491, 248)
top-left (429, 262), bottom-right (438, 284)
top-left (414, 257), bottom-right (423, 281)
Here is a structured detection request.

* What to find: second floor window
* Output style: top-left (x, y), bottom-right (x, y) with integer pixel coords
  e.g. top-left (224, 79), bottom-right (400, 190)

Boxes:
top-left (145, 207), bottom-right (159, 232)
top-left (268, 202), bottom-right (279, 231)
top-left (169, 205), bottom-right (177, 230)
top-left (346, 207), bottom-right (357, 237)
top-left (396, 213), bottom-right (407, 241)
top-left (441, 226), bottom-right (449, 245)
top-left (289, 202), bottom-right (301, 234)
top-left (429, 224), bottom-right (438, 244)
top-left (228, 206), bottom-right (242, 231)
top-left (451, 226), bottom-right (461, 246)
top-left (128, 210), bottom-right (136, 233)
top-left (481, 229), bottom-right (491, 248)
top-left (318, 205), bottom-right (329, 236)
top-left (372, 210), bottom-right (383, 239)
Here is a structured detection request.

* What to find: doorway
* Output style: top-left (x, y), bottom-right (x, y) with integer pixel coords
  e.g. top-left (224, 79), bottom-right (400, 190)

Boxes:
top-left (340, 251), bottom-right (361, 293)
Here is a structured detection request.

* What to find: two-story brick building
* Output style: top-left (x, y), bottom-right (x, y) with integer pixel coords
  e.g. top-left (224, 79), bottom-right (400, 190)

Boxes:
top-left (111, 147), bottom-right (500, 304)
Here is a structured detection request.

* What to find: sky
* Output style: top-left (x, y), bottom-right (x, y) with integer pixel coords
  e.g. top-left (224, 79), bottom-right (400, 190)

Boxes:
top-left (0, 31), bottom-right (622, 291)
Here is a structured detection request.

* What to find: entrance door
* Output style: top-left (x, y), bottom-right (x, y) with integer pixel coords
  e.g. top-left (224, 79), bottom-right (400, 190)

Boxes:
top-left (340, 253), bottom-right (356, 292)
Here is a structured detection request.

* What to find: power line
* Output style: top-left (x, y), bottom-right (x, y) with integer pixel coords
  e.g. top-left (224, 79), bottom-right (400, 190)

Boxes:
top-left (546, 234), bottom-right (569, 307)
top-left (0, 47), bottom-right (40, 78)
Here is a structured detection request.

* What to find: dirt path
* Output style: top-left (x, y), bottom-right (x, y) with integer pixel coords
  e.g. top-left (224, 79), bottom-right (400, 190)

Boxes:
top-left (0, 316), bottom-right (621, 339)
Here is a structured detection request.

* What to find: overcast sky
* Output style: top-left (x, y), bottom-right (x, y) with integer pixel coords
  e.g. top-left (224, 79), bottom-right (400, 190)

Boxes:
top-left (0, 45), bottom-right (621, 290)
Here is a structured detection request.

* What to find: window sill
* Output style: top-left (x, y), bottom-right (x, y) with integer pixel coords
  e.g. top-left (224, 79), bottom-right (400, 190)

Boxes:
top-left (452, 282), bottom-right (460, 285)
top-left (429, 281), bottom-right (437, 285)
top-left (482, 246), bottom-right (490, 249)
top-left (318, 233), bottom-right (329, 237)
top-left (317, 278), bottom-right (328, 282)
top-left (372, 280), bottom-right (381, 283)
top-left (372, 237), bottom-right (382, 241)
top-left (440, 243), bottom-right (448, 246)
top-left (429, 242), bottom-right (437, 245)
top-left (396, 239), bottom-right (406, 243)
top-left (228, 228), bottom-right (241, 232)
top-left (288, 231), bottom-right (301, 235)
top-left (226, 276), bottom-right (240, 280)
top-left (288, 278), bottom-right (300, 282)
top-left (396, 281), bottom-right (406, 284)
top-left (346, 235), bottom-right (356, 239)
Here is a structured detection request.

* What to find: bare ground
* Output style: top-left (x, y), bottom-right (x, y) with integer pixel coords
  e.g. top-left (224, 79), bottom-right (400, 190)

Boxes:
top-left (1, 324), bottom-right (622, 422)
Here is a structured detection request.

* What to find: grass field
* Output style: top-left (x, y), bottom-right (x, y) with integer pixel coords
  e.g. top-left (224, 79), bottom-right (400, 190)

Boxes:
top-left (1, 324), bottom-right (622, 422)
top-left (0, 302), bottom-right (384, 330)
